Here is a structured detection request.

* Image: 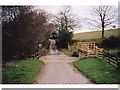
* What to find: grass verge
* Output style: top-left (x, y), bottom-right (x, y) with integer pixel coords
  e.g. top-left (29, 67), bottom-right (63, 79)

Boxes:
top-left (61, 48), bottom-right (73, 57)
top-left (73, 58), bottom-right (120, 84)
top-left (2, 58), bottom-right (44, 84)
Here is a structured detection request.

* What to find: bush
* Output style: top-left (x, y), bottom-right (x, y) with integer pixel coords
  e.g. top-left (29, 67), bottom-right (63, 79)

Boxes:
top-left (101, 36), bottom-right (120, 49)
top-left (2, 6), bottom-right (51, 61)
top-left (117, 52), bottom-right (120, 57)
top-left (72, 51), bottom-right (79, 57)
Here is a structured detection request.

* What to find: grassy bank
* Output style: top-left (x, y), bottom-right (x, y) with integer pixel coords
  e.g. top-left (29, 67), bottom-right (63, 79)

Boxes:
top-left (73, 29), bottom-right (119, 40)
top-left (73, 58), bottom-right (120, 84)
top-left (61, 49), bottom-right (73, 57)
top-left (2, 58), bottom-right (44, 84)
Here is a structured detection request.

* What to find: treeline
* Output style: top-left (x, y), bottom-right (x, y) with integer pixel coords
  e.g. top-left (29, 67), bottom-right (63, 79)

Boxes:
top-left (2, 6), bottom-right (54, 62)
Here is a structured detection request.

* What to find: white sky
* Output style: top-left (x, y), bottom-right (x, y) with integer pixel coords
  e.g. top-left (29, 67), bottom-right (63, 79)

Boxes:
top-left (0, 0), bottom-right (118, 5)
top-left (36, 6), bottom-right (91, 32)
top-left (36, 5), bottom-right (118, 33)
top-left (0, 0), bottom-right (119, 33)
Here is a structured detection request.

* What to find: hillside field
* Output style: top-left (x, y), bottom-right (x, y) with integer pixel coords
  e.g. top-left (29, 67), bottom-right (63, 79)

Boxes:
top-left (73, 28), bottom-right (119, 41)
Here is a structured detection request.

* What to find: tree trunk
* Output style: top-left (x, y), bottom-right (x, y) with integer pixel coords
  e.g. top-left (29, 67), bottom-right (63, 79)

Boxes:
top-left (102, 28), bottom-right (104, 38)
top-left (102, 21), bottom-right (105, 38)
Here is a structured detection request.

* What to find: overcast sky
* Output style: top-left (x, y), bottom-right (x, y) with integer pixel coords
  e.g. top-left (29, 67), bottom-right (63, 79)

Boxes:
top-left (0, 5), bottom-right (118, 33)
top-left (36, 5), bottom-right (118, 33)
top-left (36, 6), bottom-right (92, 33)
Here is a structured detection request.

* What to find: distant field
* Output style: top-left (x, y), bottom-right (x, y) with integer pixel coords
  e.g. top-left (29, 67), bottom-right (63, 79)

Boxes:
top-left (73, 28), bottom-right (119, 41)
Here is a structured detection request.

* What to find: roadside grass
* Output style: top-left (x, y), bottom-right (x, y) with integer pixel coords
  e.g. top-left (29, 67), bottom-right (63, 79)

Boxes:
top-left (2, 58), bottom-right (44, 84)
top-left (73, 58), bottom-right (120, 84)
top-left (73, 28), bottom-right (119, 40)
top-left (61, 48), bottom-right (73, 57)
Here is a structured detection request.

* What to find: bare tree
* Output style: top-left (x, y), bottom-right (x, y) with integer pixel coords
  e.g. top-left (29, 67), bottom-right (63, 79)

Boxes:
top-left (52, 6), bottom-right (81, 48)
top-left (53, 6), bottom-right (80, 32)
top-left (89, 5), bottom-right (117, 38)
top-left (2, 6), bottom-right (32, 22)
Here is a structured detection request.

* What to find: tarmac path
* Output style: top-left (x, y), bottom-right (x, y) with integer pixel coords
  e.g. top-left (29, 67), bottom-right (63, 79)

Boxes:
top-left (36, 39), bottom-right (92, 84)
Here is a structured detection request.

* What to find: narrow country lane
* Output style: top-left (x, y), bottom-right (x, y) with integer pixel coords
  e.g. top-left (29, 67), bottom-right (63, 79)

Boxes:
top-left (36, 39), bottom-right (93, 84)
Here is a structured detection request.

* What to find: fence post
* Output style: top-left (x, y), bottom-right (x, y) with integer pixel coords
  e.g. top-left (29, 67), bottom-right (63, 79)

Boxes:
top-left (68, 42), bottom-right (70, 51)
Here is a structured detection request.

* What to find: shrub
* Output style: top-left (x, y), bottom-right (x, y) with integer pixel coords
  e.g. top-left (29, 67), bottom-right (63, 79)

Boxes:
top-left (101, 36), bottom-right (120, 49)
top-left (72, 51), bottom-right (79, 57)
top-left (2, 6), bottom-right (51, 61)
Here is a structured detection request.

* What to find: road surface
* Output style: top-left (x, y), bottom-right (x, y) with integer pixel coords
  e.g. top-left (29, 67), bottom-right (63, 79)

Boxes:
top-left (35, 39), bottom-right (92, 84)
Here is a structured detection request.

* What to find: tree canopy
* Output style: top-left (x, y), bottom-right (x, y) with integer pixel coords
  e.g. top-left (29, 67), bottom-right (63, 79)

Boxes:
top-left (2, 6), bottom-right (53, 61)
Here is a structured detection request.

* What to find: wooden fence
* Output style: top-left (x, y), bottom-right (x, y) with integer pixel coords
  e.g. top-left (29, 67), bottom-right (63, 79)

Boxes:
top-left (30, 52), bottom-right (40, 58)
top-left (102, 50), bottom-right (120, 70)
top-left (95, 46), bottom-right (103, 59)
top-left (68, 44), bottom-right (78, 52)
top-left (68, 41), bottom-right (120, 71)
top-left (68, 42), bottom-right (103, 58)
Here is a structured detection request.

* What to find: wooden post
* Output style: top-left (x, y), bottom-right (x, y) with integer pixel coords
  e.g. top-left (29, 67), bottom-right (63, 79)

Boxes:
top-left (68, 42), bottom-right (70, 51)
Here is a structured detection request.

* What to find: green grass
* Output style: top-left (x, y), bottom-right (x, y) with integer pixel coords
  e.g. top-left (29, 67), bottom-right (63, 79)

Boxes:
top-left (73, 58), bottom-right (120, 84)
top-left (61, 49), bottom-right (73, 57)
top-left (2, 58), bottom-right (44, 84)
top-left (73, 28), bottom-right (119, 40)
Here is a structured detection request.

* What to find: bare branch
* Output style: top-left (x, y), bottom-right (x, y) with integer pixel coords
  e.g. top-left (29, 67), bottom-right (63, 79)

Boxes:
top-left (52, 6), bottom-right (81, 31)
top-left (88, 5), bottom-right (117, 37)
